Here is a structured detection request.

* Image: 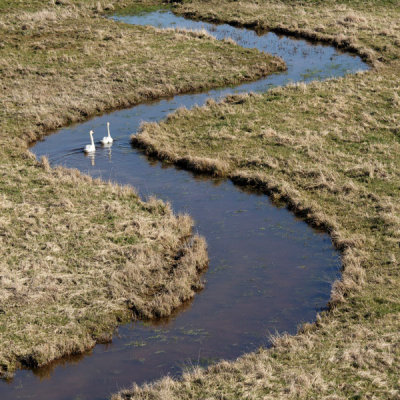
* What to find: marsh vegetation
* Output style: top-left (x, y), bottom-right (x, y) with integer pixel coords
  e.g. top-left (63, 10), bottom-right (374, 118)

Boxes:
top-left (1, 0), bottom-right (399, 399)
top-left (116, 1), bottom-right (400, 399)
top-left (0, 0), bottom-right (285, 379)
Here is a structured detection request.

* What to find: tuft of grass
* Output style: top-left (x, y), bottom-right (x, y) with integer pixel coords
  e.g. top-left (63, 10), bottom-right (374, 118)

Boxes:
top-left (0, 0), bottom-right (285, 378)
top-left (111, 1), bottom-right (171, 16)
top-left (117, 0), bottom-right (400, 399)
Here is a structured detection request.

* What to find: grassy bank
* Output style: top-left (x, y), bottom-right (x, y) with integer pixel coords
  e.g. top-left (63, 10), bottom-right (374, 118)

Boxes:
top-left (0, 0), bottom-right (285, 378)
top-left (115, 0), bottom-right (400, 399)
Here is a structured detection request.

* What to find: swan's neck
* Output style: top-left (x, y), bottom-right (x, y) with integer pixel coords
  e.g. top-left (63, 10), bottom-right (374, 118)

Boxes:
top-left (107, 124), bottom-right (111, 138)
top-left (90, 133), bottom-right (94, 146)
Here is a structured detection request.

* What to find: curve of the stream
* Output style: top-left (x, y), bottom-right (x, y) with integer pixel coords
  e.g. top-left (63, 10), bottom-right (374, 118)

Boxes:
top-left (0, 10), bottom-right (368, 400)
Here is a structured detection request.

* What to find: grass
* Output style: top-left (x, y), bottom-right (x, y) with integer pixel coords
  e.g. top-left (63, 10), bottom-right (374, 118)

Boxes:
top-left (111, 0), bottom-right (400, 399)
top-left (0, 0), bottom-right (285, 378)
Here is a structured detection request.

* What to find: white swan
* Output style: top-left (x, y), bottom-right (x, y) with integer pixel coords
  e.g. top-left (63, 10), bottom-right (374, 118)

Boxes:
top-left (100, 122), bottom-right (113, 145)
top-left (84, 130), bottom-right (96, 153)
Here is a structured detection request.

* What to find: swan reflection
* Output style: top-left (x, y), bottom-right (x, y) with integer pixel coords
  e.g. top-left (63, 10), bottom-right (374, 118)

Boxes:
top-left (84, 151), bottom-right (95, 166)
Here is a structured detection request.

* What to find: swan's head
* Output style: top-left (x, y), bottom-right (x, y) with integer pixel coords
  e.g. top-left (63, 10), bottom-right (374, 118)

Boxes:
top-left (90, 130), bottom-right (94, 135)
top-left (107, 122), bottom-right (110, 127)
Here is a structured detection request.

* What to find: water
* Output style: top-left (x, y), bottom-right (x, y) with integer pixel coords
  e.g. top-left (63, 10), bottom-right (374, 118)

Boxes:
top-left (0, 11), bottom-right (368, 400)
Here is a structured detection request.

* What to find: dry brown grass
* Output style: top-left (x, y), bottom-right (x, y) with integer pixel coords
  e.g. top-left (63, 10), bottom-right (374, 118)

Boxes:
top-left (0, 3), bottom-right (284, 146)
top-left (0, 0), bottom-right (285, 378)
top-left (115, 0), bottom-right (400, 399)
top-left (0, 157), bottom-right (209, 375)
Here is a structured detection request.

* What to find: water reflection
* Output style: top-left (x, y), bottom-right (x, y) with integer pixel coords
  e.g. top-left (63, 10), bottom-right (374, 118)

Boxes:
top-left (84, 151), bottom-right (96, 166)
top-left (101, 143), bottom-right (113, 162)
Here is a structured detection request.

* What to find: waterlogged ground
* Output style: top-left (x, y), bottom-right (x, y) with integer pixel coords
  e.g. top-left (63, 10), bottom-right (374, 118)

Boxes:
top-left (0, 11), bottom-right (367, 400)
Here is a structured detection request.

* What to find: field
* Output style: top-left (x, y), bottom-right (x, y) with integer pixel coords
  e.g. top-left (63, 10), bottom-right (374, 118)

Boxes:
top-left (113, 0), bottom-right (400, 399)
top-left (0, 0), bottom-right (285, 378)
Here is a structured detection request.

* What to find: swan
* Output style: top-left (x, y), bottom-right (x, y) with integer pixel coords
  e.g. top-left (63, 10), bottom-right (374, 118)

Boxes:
top-left (84, 130), bottom-right (96, 153)
top-left (100, 122), bottom-right (113, 145)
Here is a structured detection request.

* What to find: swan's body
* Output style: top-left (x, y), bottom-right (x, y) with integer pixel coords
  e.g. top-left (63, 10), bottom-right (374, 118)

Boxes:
top-left (84, 130), bottom-right (96, 153)
top-left (100, 122), bottom-right (113, 145)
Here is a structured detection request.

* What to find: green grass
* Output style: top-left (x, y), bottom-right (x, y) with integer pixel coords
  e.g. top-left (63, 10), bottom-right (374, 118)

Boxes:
top-left (112, 2), bottom-right (171, 16)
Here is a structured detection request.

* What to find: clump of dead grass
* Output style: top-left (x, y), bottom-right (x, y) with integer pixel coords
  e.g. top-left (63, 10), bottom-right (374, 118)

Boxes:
top-left (132, 125), bottom-right (231, 177)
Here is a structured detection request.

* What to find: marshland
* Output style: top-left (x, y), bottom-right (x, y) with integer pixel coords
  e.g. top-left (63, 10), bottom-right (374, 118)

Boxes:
top-left (0, 0), bottom-right (399, 399)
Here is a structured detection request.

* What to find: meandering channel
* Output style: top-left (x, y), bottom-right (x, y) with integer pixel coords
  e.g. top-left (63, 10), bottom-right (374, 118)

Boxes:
top-left (0, 10), bottom-right (368, 400)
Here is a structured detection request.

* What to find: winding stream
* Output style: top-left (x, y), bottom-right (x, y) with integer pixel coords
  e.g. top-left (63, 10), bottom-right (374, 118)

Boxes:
top-left (1, 11), bottom-right (368, 400)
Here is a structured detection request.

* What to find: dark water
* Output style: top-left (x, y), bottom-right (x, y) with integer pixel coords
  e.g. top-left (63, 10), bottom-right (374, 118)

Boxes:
top-left (0, 11), bottom-right (368, 400)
